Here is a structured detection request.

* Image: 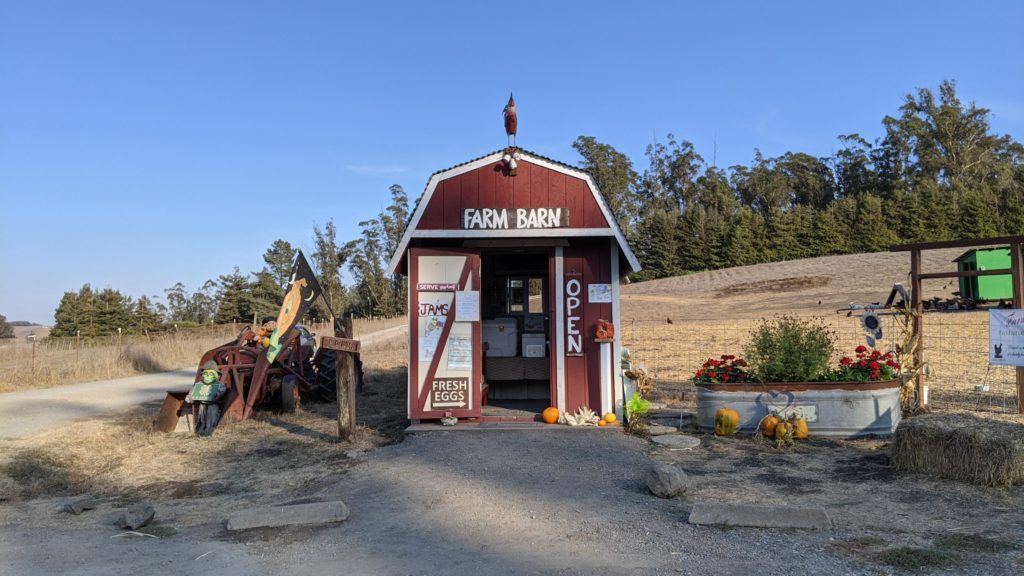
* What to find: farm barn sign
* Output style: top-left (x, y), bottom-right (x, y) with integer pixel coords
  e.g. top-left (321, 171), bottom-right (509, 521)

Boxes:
top-left (462, 208), bottom-right (569, 230)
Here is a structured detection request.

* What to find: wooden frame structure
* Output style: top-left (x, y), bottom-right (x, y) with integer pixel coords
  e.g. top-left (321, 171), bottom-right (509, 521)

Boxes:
top-left (890, 236), bottom-right (1024, 413)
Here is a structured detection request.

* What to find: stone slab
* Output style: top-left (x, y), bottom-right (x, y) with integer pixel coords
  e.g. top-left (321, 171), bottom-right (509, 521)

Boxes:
top-left (226, 501), bottom-right (350, 531)
top-left (688, 502), bottom-right (832, 530)
top-left (651, 434), bottom-right (700, 450)
top-left (63, 497), bottom-right (98, 515)
top-left (647, 425), bottom-right (679, 436)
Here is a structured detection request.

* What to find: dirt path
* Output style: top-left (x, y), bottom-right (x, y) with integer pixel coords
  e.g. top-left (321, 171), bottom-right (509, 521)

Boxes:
top-left (0, 370), bottom-right (195, 439)
top-left (0, 325), bottom-right (408, 440)
top-left (2, 429), bottom-right (864, 576)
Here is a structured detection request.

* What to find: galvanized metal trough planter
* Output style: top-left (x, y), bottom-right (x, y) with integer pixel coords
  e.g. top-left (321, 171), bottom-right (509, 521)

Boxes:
top-left (696, 380), bottom-right (902, 438)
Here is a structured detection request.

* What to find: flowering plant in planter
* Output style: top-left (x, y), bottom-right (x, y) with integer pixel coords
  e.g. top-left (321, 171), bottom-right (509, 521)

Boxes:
top-left (825, 345), bottom-right (901, 382)
top-left (694, 355), bottom-right (751, 383)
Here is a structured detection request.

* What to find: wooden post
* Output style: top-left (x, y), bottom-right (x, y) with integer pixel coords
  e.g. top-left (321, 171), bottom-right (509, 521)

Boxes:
top-left (31, 337), bottom-right (36, 373)
top-left (1012, 242), bottom-right (1024, 414)
top-left (337, 317), bottom-right (356, 441)
top-left (911, 248), bottom-right (926, 407)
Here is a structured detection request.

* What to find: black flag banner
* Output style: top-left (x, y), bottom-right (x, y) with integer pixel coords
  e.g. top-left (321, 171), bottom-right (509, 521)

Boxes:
top-left (266, 250), bottom-right (323, 364)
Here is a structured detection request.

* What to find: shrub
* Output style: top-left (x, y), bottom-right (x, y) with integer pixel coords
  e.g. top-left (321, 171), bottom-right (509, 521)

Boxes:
top-left (744, 315), bottom-right (835, 382)
top-left (624, 392), bottom-right (651, 435)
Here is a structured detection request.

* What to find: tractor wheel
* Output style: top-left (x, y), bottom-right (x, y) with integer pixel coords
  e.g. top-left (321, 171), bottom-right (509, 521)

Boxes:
top-left (315, 350), bottom-right (337, 400)
top-left (281, 375), bottom-right (299, 412)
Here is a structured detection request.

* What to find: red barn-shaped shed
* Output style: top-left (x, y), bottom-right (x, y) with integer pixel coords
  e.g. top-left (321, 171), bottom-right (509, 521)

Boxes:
top-left (389, 148), bottom-right (640, 422)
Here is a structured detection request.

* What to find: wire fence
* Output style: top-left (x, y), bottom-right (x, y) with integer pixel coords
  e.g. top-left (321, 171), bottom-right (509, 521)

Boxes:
top-left (623, 310), bottom-right (1020, 414)
top-left (0, 316), bottom-right (406, 392)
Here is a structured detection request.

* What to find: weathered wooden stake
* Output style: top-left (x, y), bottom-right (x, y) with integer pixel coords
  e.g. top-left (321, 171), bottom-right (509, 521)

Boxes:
top-left (910, 248), bottom-right (925, 407)
top-left (337, 317), bottom-right (356, 440)
top-left (1012, 241), bottom-right (1023, 414)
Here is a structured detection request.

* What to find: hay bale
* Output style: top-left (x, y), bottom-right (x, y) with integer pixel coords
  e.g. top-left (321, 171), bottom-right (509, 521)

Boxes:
top-left (891, 413), bottom-right (1024, 487)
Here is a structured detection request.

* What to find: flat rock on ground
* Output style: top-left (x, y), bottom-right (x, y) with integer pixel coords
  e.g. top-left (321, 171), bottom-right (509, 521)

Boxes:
top-left (651, 434), bottom-right (701, 450)
top-left (226, 501), bottom-right (350, 531)
top-left (646, 424), bottom-right (678, 436)
top-left (688, 502), bottom-right (833, 530)
top-left (63, 498), bottom-right (98, 515)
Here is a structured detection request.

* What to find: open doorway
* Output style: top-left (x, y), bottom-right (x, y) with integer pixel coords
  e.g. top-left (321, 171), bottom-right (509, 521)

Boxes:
top-left (480, 250), bottom-right (551, 418)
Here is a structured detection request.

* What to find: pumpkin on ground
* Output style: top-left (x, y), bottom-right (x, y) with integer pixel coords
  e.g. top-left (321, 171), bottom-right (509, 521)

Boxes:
top-left (714, 407), bottom-right (740, 436)
top-left (542, 406), bottom-right (560, 424)
top-left (597, 419), bottom-right (607, 427)
top-left (603, 413), bottom-right (617, 424)
top-left (774, 420), bottom-right (793, 440)
top-left (761, 414), bottom-right (781, 437)
top-left (792, 416), bottom-right (809, 439)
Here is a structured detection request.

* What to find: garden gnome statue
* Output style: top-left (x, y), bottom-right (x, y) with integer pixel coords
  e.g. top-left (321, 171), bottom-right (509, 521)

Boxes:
top-left (187, 360), bottom-right (226, 436)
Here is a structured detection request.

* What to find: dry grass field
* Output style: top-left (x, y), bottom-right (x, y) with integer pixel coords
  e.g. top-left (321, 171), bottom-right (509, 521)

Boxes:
top-left (621, 248), bottom-right (1021, 412)
top-left (0, 334), bottom-right (408, 503)
top-left (0, 316), bottom-right (405, 393)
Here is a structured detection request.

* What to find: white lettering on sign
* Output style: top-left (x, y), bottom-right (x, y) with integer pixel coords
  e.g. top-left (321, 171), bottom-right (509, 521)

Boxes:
top-left (431, 377), bottom-right (469, 408)
top-left (565, 278), bottom-right (582, 355)
top-left (462, 208), bottom-right (568, 230)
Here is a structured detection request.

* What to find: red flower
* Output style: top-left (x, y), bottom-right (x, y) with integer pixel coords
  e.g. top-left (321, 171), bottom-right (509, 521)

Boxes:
top-left (855, 345), bottom-right (868, 354)
top-left (869, 369), bottom-right (881, 379)
top-left (870, 350), bottom-right (881, 359)
top-left (858, 360), bottom-right (867, 368)
top-left (870, 361), bottom-right (880, 370)
top-left (734, 359), bottom-right (748, 367)
top-left (722, 374), bottom-right (731, 382)
top-left (840, 357), bottom-right (852, 366)
top-left (696, 369), bottom-right (705, 377)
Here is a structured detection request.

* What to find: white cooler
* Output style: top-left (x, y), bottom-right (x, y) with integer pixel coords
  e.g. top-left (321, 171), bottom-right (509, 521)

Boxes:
top-left (521, 333), bottom-right (546, 357)
top-left (483, 318), bottom-right (517, 357)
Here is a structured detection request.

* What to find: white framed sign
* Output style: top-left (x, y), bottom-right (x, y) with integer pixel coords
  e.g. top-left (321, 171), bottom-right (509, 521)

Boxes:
top-left (588, 284), bottom-right (612, 303)
top-left (455, 291), bottom-right (480, 321)
top-left (990, 309), bottom-right (1024, 366)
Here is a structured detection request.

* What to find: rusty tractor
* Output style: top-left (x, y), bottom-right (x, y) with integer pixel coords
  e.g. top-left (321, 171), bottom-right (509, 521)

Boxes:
top-left (153, 325), bottom-right (342, 432)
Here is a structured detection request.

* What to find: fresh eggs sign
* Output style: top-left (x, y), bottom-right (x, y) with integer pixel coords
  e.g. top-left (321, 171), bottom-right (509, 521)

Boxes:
top-left (463, 208), bottom-right (569, 230)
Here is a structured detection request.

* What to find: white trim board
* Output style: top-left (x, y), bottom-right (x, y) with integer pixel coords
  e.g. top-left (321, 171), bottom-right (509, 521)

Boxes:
top-left (387, 150), bottom-right (641, 275)
top-left (554, 246), bottom-right (566, 411)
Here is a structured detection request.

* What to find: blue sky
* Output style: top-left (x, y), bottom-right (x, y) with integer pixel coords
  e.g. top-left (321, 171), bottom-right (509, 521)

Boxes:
top-left (2, 1), bottom-right (1023, 325)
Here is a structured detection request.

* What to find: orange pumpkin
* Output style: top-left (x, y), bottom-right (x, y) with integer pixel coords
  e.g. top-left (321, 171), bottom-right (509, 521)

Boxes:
top-left (774, 420), bottom-right (793, 440)
top-left (791, 417), bottom-right (809, 439)
top-left (714, 407), bottom-right (740, 436)
top-left (542, 407), bottom-right (560, 424)
top-left (761, 414), bottom-right (781, 437)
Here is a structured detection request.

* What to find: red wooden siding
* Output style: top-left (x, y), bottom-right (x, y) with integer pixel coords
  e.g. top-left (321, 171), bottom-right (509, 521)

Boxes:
top-left (417, 159), bottom-right (610, 230)
top-left (562, 238), bottom-right (614, 413)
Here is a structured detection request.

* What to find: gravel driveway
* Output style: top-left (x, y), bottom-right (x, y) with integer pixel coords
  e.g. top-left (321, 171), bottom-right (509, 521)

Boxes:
top-left (4, 426), bottom-right (1021, 575)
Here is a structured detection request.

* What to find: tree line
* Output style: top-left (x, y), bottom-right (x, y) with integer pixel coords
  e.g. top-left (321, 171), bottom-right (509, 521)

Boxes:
top-left (48, 81), bottom-right (1023, 337)
top-left (575, 81), bottom-right (1024, 280)
top-left (50, 185), bottom-right (410, 337)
